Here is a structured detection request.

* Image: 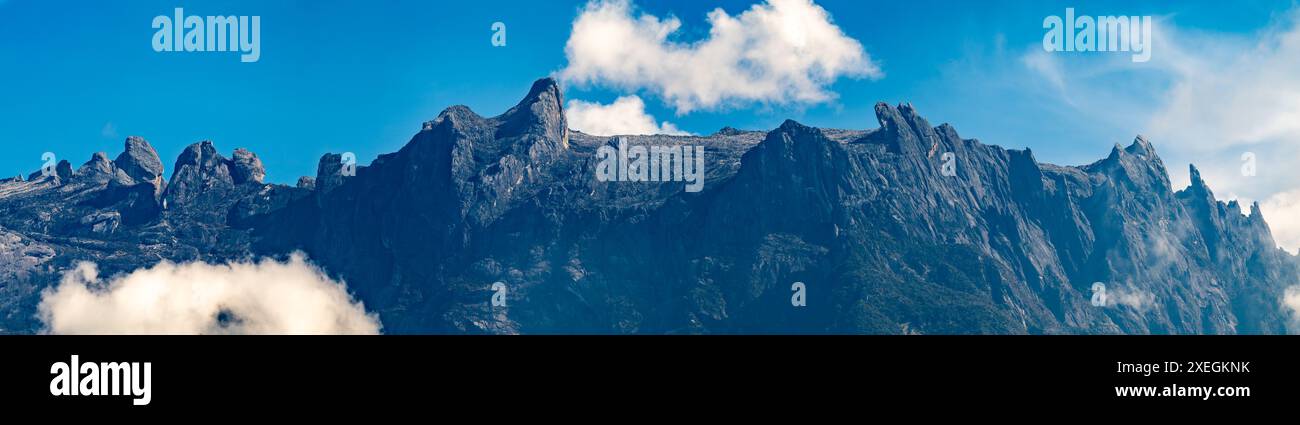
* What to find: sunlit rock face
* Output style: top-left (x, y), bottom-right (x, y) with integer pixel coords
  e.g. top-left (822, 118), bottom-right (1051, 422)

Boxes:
top-left (1, 78), bottom-right (1296, 334)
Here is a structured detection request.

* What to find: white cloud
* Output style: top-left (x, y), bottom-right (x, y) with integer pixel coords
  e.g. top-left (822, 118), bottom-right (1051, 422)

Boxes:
top-left (1285, 286), bottom-right (1300, 333)
top-left (566, 95), bottom-right (690, 136)
top-left (1020, 50), bottom-right (1071, 106)
top-left (1142, 12), bottom-right (1300, 252)
top-left (1260, 189), bottom-right (1300, 255)
top-left (557, 0), bottom-right (881, 113)
top-left (1109, 287), bottom-right (1157, 313)
top-left (1012, 9), bottom-right (1300, 253)
top-left (38, 253), bottom-right (381, 335)
top-left (1147, 15), bottom-right (1300, 154)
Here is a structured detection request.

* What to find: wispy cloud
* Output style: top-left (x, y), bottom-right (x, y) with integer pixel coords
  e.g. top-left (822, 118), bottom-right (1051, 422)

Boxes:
top-left (100, 122), bottom-right (118, 139)
top-left (1144, 11), bottom-right (1300, 252)
top-left (1011, 9), bottom-right (1300, 252)
top-left (1147, 13), bottom-right (1300, 154)
top-left (1285, 286), bottom-right (1300, 333)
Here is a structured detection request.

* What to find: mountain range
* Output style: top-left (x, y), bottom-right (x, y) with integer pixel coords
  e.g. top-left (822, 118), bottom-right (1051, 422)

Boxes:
top-left (2, 77), bottom-right (1296, 334)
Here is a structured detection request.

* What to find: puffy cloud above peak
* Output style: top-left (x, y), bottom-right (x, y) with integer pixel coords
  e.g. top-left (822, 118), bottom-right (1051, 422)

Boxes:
top-left (566, 95), bottom-right (689, 136)
top-left (558, 0), bottom-right (881, 114)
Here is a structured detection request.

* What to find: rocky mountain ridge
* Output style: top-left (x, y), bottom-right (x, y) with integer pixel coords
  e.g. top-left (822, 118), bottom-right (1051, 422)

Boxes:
top-left (1, 77), bottom-right (1296, 334)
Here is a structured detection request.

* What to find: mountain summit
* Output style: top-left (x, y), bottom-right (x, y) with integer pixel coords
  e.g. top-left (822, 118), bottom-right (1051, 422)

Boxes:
top-left (1, 78), bottom-right (1296, 334)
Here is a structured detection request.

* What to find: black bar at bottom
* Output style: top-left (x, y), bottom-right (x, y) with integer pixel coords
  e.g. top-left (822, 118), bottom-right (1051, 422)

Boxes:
top-left (0, 335), bottom-right (1291, 412)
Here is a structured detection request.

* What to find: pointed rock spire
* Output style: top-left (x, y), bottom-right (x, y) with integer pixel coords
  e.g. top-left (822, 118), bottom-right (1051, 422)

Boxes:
top-left (230, 148), bottom-right (266, 185)
top-left (873, 102), bottom-right (923, 155)
top-left (315, 153), bottom-right (347, 194)
top-left (498, 77), bottom-right (567, 148)
top-left (164, 141), bottom-right (234, 209)
top-left (55, 160), bottom-right (72, 181)
top-left (1126, 135), bottom-right (1155, 156)
top-left (1189, 164), bottom-right (1206, 189)
top-left (114, 136), bottom-right (164, 185)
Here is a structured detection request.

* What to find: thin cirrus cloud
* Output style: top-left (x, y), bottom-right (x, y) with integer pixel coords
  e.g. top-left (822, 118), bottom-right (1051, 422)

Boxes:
top-left (1146, 15), bottom-right (1300, 155)
top-left (1016, 9), bottom-right (1300, 253)
top-left (1143, 11), bottom-right (1300, 254)
top-left (38, 253), bottom-right (382, 335)
top-left (557, 0), bottom-right (882, 118)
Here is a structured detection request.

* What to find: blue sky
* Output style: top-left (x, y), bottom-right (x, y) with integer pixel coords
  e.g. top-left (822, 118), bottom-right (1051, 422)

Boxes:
top-left (3, 0), bottom-right (1300, 247)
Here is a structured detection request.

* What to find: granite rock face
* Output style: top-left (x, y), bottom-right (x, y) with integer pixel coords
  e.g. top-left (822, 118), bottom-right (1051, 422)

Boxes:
top-left (230, 148), bottom-right (267, 185)
top-left (1, 77), bottom-right (1297, 334)
top-left (114, 136), bottom-right (165, 186)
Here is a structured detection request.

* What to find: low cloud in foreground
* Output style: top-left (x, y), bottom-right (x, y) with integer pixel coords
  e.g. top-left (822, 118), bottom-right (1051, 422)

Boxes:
top-left (38, 253), bottom-right (381, 335)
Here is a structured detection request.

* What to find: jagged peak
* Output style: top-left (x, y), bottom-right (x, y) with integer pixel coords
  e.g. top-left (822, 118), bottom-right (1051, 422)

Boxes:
top-left (54, 160), bottom-right (72, 181)
top-left (1082, 137), bottom-right (1174, 194)
top-left (1107, 143), bottom-right (1124, 160)
top-left (230, 148), bottom-right (266, 185)
top-left (166, 140), bottom-right (236, 194)
top-left (182, 140), bottom-right (218, 154)
top-left (1175, 164), bottom-right (1220, 214)
top-left (432, 105), bottom-right (481, 127)
top-left (497, 78), bottom-right (566, 140)
top-left (896, 102), bottom-right (932, 129)
top-left (1008, 146), bottom-right (1040, 164)
top-left (501, 78), bottom-right (563, 119)
top-left (778, 119), bottom-right (809, 131)
top-left (314, 152), bottom-right (350, 194)
top-left (426, 78), bottom-right (561, 131)
top-left (871, 102), bottom-right (929, 154)
top-left (714, 126), bottom-right (745, 136)
top-left (1101, 136), bottom-right (1161, 165)
top-left (1125, 135), bottom-right (1155, 156)
top-left (768, 119), bottom-right (835, 146)
top-left (114, 136), bottom-right (164, 184)
top-left (87, 151), bottom-right (112, 165)
top-left (873, 102), bottom-right (905, 132)
top-left (173, 140), bottom-right (222, 167)
top-left (76, 152), bottom-right (115, 177)
top-left (1188, 164), bottom-right (1205, 188)
top-left (761, 119), bottom-right (835, 151)
top-left (935, 122), bottom-right (959, 136)
top-left (521, 77), bottom-right (562, 106)
top-left (1227, 199), bottom-right (1242, 214)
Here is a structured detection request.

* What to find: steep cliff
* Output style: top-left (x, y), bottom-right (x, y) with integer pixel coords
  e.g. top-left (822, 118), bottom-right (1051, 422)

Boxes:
top-left (1, 78), bottom-right (1295, 334)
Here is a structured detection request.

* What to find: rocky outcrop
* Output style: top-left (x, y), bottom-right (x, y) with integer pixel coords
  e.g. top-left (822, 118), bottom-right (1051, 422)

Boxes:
top-left (241, 78), bottom-right (1300, 334)
top-left (1, 77), bottom-right (1297, 335)
top-left (165, 141), bottom-right (233, 211)
top-left (314, 153), bottom-right (346, 195)
top-left (114, 136), bottom-right (164, 186)
top-left (230, 148), bottom-right (266, 185)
